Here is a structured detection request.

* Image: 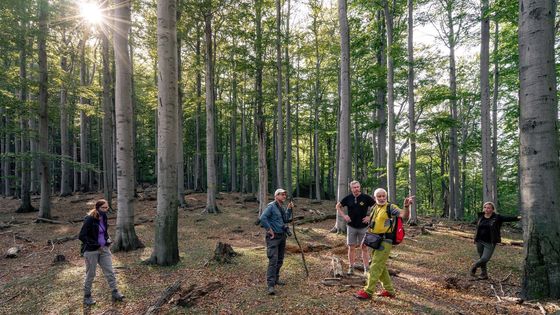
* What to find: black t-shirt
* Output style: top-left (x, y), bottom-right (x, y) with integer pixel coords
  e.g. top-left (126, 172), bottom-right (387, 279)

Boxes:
top-left (476, 216), bottom-right (495, 243)
top-left (340, 193), bottom-right (375, 228)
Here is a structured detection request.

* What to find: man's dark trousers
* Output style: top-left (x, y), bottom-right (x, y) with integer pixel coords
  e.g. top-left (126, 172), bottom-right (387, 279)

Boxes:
top-left (266, 233), bottom-right (286, 287)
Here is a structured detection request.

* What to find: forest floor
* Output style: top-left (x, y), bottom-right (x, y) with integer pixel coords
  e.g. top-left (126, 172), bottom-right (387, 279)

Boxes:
top-left (0, 192), bottom-right (558, 315)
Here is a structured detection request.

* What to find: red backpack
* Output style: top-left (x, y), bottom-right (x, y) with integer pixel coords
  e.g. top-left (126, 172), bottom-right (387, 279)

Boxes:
top-left (386, 203), bottom-right (405, 245)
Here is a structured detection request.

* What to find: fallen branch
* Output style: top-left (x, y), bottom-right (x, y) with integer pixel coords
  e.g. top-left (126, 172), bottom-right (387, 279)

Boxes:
top-left (175, 281), bottom-right (222, 307)
top-left (490, 284), bottom-right (502, 302)
top-left (35, 218), bottom-right (66, 225)
top-left (15, 234), bottom-right (33, 243)
top-left (47, 235), bottom-right (78, 245)
top-left (69, 197), bottom-right (94, 204)
top-left (145, 280), bottom-right (182, 315)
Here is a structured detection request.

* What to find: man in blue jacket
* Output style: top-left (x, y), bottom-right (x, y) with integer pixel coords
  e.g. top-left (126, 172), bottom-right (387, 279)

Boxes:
top-left (259, 188), bottom-right (293, 295)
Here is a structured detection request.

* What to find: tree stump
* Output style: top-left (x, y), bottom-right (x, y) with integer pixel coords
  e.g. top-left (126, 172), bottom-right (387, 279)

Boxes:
top-left (212, 242), bottom-right (237, 264)
top-left (331, 256), bottom-right (343, 278)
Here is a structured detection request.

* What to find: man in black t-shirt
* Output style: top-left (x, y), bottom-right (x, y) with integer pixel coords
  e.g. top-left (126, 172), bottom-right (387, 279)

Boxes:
top-left (336, 181), bottom-right (375, 275)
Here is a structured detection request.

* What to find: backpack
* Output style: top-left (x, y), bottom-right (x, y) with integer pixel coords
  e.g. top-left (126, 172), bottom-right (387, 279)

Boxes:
top-left (385, 204), bottom-right (405, 245)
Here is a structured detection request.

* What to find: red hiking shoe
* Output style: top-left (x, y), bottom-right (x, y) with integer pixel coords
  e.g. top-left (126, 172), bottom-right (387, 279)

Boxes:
top-left (354, 289), bottom-right (371, 300)
top-left (376, 290), bottom-right (396, 298)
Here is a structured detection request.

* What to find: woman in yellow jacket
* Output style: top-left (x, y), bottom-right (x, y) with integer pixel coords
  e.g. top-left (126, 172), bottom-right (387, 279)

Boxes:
top-left (354, 188), bottom-right (413, 299)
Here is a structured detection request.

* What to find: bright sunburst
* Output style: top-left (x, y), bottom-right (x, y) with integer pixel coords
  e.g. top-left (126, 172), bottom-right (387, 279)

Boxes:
top-left (78, 1), bottom-right (103, 25)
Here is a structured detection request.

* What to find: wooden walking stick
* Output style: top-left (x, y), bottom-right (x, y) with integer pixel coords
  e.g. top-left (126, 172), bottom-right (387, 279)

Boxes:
top-left (290, 197), bottom-right (309, 277)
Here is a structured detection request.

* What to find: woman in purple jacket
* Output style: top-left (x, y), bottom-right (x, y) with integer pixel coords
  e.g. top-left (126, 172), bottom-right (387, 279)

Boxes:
top-left (79, 199), bottom-right (124, 306)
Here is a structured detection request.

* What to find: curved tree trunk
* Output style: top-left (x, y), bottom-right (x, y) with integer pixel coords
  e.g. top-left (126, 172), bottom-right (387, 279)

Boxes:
top-left (519, 0), bottom-right (560, 299)
top-left (112, 0), bottom-right (143, 252)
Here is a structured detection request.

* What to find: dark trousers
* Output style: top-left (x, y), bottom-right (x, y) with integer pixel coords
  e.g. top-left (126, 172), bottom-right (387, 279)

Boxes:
top-left (266, 233), bottom-right (286, 287)
top-left (474, 241), bottom-right (496, 275)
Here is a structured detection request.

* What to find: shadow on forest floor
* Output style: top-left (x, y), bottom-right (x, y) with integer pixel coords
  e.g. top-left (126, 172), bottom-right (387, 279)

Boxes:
top-left (0, 192), bottom-right (555, 314)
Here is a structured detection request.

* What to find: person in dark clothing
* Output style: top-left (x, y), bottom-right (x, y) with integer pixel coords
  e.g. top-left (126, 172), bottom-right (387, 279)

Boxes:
top-left (259, 188), bottom-right (293, 295)
top-left (470, 201), bottom-right (521, 279)
top-left (79, 199), bottom-right (124, 306)
top-left (336, 181), bottom-right (375, 275)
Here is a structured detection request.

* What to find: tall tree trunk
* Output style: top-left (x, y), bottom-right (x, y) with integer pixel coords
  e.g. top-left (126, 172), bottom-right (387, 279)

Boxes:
top-left (285, 0), bottom-right (292, 196)
top-left (73, 134), bottom-right (78, 192)
top-left (491, 18), bottom-right (499, 206)
top-left (148, 0), bottom-right (180, 265)
top-left (447, 5), bottom-right (461, 220)
top-left (295, 52), bottom-right (301, 197)
top-left (29, 117), bottom-right (39, 194)
top-left (376, 10), bottom-right (387, 190)
top-left (2, 116), bottom-right (10, 197)
top-left (275, 0), bottom-right (284, 188)
top-left (194, 23), bottom-right (203, 192)
top-left (383, 0), bottom-right (396, 201)
top-left (17, 8), bottom-right (34, 212)
top-left (519, 0), bottom-right (560, 299)
top-left (312, 5), bottom-right (321, 200)
top-left (480, 0), bottom-right (494, 205)
top-left (177, 18), bottom-right (185, 208)
top-left (102, 25), bottom-right (113, 208)
top-left (59, 42), bottom-right (72, 197)
top-left (112, 0), bottom-right (143, 252)
top-left (79, 30), bottom-right (90, 192)
top-left (229, 44), bottom-right (238, 192)
top-left (37, 0), bottom-right (50, 219)
top-left (255, 0), bottom-right (268, 214)
top-left (204, 5), bottom-right (219, 214)
top-left (240, 73), bottom-right (247, 193)
top-left (407, 0), bottom-right (417, 224)
top-left (336, 0), bottom-right (351, 232)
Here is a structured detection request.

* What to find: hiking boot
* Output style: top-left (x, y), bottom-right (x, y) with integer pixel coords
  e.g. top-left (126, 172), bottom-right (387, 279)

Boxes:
top-left (469, 264), bottom-right (477, 277)
top-left (267, 286), bottom-right (276, 295)
top-left (354, 289), bottom-right (371, 300)
top-left (346, 267), bottom-right (354, 275)
top-left (478, 272), bottom-right (489, 280)
top-left (111, 290), bottom-right (125, 302)
top-left (83, 295), bottom-right (96, 306)
top-left (275, 280), bottom-right (286, 286)
top-left (376, 290), bottom-right (396, 298)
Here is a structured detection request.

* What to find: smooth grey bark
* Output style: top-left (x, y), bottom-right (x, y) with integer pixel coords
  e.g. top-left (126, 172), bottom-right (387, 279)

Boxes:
top-left (295, 51), bottom-right (301, 197)
top-left (73, 135), bottom-right (78, 192)
top-left (148, 0), bottom-right (179, 265)
top-left (383, 0), bottom-right (396, 201)
top-left (102, 26), bottom-right (113, 208)
top-left (112, 0), bottom-right (143, 252)
top-left (255, 0), bottom-right (268, 215)
top-left (275, 0), bottom-right (284, 189)
top-left (59, 34), bottom-right (72, 197)
top-left (240, 72), bottom-right (248, 193)
top-left (177, 24), bottom-right (185, 208)
top-left (17, 8), bottom-right (35, 213)
top-left (37, 0), bottom-right (50, 219)
top-left (285, 0), bottom-right (292, 196)
top-left (194, 23), bottom-right (203, 192)
top-left (204, 5), bottom-right (219, 214)
top-left (491, 19), bottom-right (499, 206)
top-left (376, 10), bottom-right (387, 190)
top-left (2, 115), bottom-right (10, 196)
top-left (336, 0), bottom-right (351, 232)
top-left (480, 0), bottom-right (494, 205)
top-left (407, 0), bottom-right (417, 224)
top-left (79, 29), bottom-right (90, 192)
top-left (519, 0), bottom-right (560, 299)
top-left (311, 5), bottom-right (321, 200)
top-left (29, 117), bottom-right (38, 194)
top-left (446, 3), bottom-right (461, 220)
top-left (229, 44), bottom-right (238, 192)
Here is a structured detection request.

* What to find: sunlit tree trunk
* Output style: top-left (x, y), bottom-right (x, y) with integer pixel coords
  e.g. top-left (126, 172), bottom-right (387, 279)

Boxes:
top-left (383, 0), bottom-right (396, 201)
top-left (376, 10), bottom-right (387, 190)
top-left (37, 0), bottom-right (50, 219)
top-left (519, 0), bottom-right (560, 299)
top-left (336, 0), bottom-right (351, 232)
top-left (112, 0), bottom-right (143, 252)
top-left (204, 4), bottom-right (219, 214)
top-left (491, 18), bottom-right (499, 206)
top-left (79, 29), bottom-right (90, 192)
top-left (59, 33), bottom-right (72, 197)
top-left (407, 0), bottom-right (417, 224)
top-left (480, 0), bottom-right (494, 205)
top-left (102, 24), bottom-right (113, 208)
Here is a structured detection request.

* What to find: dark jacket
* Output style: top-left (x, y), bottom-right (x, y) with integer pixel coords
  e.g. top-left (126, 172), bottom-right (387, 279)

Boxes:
top-left (474, 212), bottom-right (519, 244)
top-left (79, 213), bottom-right (110, 252)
